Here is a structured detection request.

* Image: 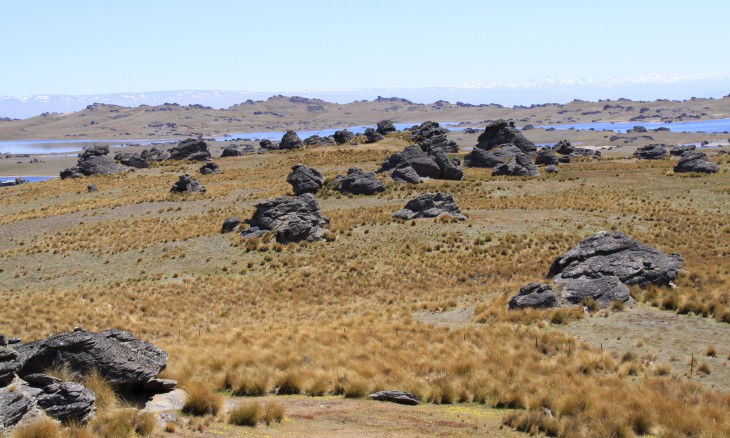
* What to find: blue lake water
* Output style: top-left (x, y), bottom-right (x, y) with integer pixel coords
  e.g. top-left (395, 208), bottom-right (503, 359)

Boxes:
top-left (0, 176), bottom-right (56, 185)
top-left (0, 138), bottom-right (177, 155)
top-left (538, 118), bottom-right (730, 134)
top-left (215, 122), bottom-right (443, 141)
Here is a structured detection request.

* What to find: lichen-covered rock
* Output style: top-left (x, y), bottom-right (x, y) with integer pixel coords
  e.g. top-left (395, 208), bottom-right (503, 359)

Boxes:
top-left (336, 168), bottom-right (386, 195)
top-left (241, 193), bottom-right (329, 243)
top-left (286, 164), bottom-right (324, 195)
top-left (0, 391), bottom-right (33, 432)
top-left (36, 380), bottom-right (96, 423)
top-left (393, 193), bottom-right (466, 220)
top-left (508, 283), bottom-right (558, 309)
top-left (674, 150), bottom-right (718, 173)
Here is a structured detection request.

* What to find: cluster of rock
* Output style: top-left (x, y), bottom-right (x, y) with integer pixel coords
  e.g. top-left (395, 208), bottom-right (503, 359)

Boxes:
top-left (60, 145), bottom-right (129, 179)
top-left (464, 120), bottom-right (539, 176)
top-left (303, 135), bottom-right (336, 146)
top-left (552, 140), bottom-right (601, 161)
top-left (335, 168), bottom-right (386, 195)
top-left (634, 144), bottom-right (668, 160)
top-left (405, 121), bottom-right (458, 153)
top-left (1, 329), bottom-right (171, 433)
top-left (669, 145), bottom-right (695, 156)
top-left (220, 143), bottom-right (257, 157)
top-left (393, 192), bottom-right (466, 220)
top-left (380, 144), bottom-right (463, 183)
top-left (170, 174), bottom-right (206, 193)
top-left (508, 231), bottom-right (683, 310)
top-left (674, 150), bottom-right (718, 173)
top-left (199, 162), bottom-right (220, 175)
top-left (168, 138), bottom-right (212, 161)
top-left (239, 193), bottom-right (329, 243)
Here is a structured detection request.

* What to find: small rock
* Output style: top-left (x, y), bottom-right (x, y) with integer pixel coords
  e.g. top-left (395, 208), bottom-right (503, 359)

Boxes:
top-left (508, 283), bottom-right (558, 309)
top-left (221, 217), bottom-right (242, 234)
top-left (368, 390), bottom-right (419, 406)
top-left (86, 184), bottom-right (97, 192)
top-left (170, 174), bottom-right (205, 193)
top-left (199, 162), bottom-right (220, 175)
top-left (393, 192), bottom-right (466, 220)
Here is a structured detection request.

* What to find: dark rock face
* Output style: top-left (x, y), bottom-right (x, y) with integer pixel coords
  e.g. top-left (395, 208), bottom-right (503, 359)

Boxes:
top-left (674, 150), bottom-right (718, 173)
top-left (508, 283), bottom-right (557, 309)
top-left (199, 162), bottom-right (221, 175)
top-left (407, 121), bottom-right (458, 153)
top-left (364, 128), bottom-right (384, 143)
top-left (114, 152), bottom-right (149, 169)
top-left (140, 147), bottom-right (170, 162)
top-left (368, 390), bottom-right (418, 406)
top-left (0, 346), bottom-right (20, 386)
top-left (12, 329), bottom-right (168, 389)
top-left (221, 146), bottom-right (243, 157)
top-left (241, 193), bottom-right (329, 243)
top-left (553, 140), bottom-right (599, 158)
top-left (333, 129), bottom-right (355, 145)
top-left (393, 193), bottom-right (466, 220)
top-left (87, 184), bottom-right (97, 192)
top-left (634, 144), bottom-right (668, 160)
top-left (36, 380), bottom-right (96, 423)
top-left (390, 165), bottom-right (421, 184)
top-left (259, 139), bottom-right (279, 151)
top-left (286, 164), bottom-right (324, 195)
top-left (545, 165), bottom-right (559, 174)
top-left (376, 120), bottom-right (397, 136)
top-left (492, 152), bottom-right (539, 177)
top-left (548, 231), bottom-right (683, 286)
top-left (280, 131), bottom-right (304, 150)
top-left (669, 145), bottom-right (696, 156)
top-left (559, 276), bottom-right (635, 308)
top-left (465, 144), bottom-right (539, 176)
top-left (168, 138), bottom-right (211, 161)
top-left (60, 145), bottom-right (129, 179)
top-left (302, 135), bottom-right (334, 146)
top-left (380, 145), bottom-right (462, 181)
top-left (336, 168), bottom-right (386, 195)
top-left (535, 148), bottom-right (559, 165)
top-left (221, 217), bottom-right (241, 233)
top-left (170, 174), bottom-right (206, 193)
top-left (476, 120), bottom-right (536, 154)
top-left (0, 391), bottom-right (33, 431)
top-left (558, 155), bottom-right (571, 164)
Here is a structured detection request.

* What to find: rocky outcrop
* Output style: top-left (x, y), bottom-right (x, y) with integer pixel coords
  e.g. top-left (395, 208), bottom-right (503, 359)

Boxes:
top-left (60, 145), bottom-right (129, 179)
top-left (368, 390), bottom-right (418, 406)
top-left (390, 165), bottom-right (421, 184)
top-left (303, 135), bottom-right (335, 146)
top-left (669, 145), bottom-right (696, 156)
top-left (407, 121), bottom-right (458, 153)
top-left (333, 129), bottom-right (355, 144)
top-left (673, 150), bottom-right (718, 173)
top-left (476, 120), bottom-right (536, 154)
top-left (508, 283), bottom-right (557, 309)
top-left (259, 139), bottom-right (279, 151)
top-left (240, 193), bottom-right (329, 243)
top-left (336, 168), bottom-right (386, 195)
top-left (492, 153), bottom-right (539, 177)
top-left (559, 276), bottom-right (635, 307)
top-left (548, 231), bottom-right (683, 286)
top-left (553, 140), bottom-right (599, 158)
top-left (466, 144), bottom-right (539, 177)
top-left (634, 144), bottom-right (668, 160)
top-left (535, 148), bottom-right (559, 165)
top-left (140, 147), bottom-right (170, 162)
top-left (287, 164), bottom-right (324, 195)
top-left (199, 162), bottom-right (220, 175)
top-left (221, 144), bottom-right (257, 157)
top-left (31, 376), bottom-right (96, 423)
top-left (168, 138), bottom-right (211, 161)
top-left (0, 346), bottom-right (19, 385)
top-left (380, 144), bottom-right (462, 181)
top-left (114, 152), bottom-right (149, 169)
top-left (0, 391), bottom-right (34, 432)
top-left (280, 131), bottom-right (304, 150)
top-left (393, 193), bottom-right (466, 220)
top-left (170, 174), bottom-right (205, 193)
top-left (221, 217), bottom-right (241, 233)
top-left (376, 120), bottom-right (397, 136)
top-left (364, 128), bottom-right (384, 143)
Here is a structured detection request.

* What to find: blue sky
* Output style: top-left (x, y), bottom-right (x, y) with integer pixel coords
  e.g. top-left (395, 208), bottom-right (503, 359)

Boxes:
top-left (1, 0), bottom-right (729, 96)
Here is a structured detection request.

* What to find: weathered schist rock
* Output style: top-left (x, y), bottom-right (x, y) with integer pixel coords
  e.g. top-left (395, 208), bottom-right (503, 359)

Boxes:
top-left (390, 164), bottom-right (422, 184)
top-left (259, 139), bottom-right (279, 151)
top-left (466, 144), bottom-right (539, 177)
top-left (114, 152), bottom-right (149, 169)
top-left (170, 174), bottom-right (206, 193)
top-left (380, 144), bottom-right (462, 181)
top-left (287, 164), bottom-right (324, 195)
top-left (221, 217), bottom-right (242, 233)
top-left (508, 283), bottom-right (557, 309)
top-left (221, 145), bottom-right (243, 157)
top-left (199, 162), bottom-right (221, 175)
top-left (376, 120), bottom-right (397, 136)
top-left (393, 192), bottom-right (466, 220)
top-left (545, 165), bottom-right (559, 174)
top-left (280, 130), bottom-right (304, 150)
top-left (140, 147), bottom-right (170, 162)
top-left (475, 119), bottom-right (536, 154)
top-left (553, 140), bottom-right (600, 158)
top-left (240, 193), bottom-right (329, 243)
top-left (336, 168), bottom-right (386, 195)
top-left (333, 129), bottom-right (355, 145)
top-left (669, 144), bottom-right (696, 156)
top-left (368, 390), bottom-right (419, 406)
top-left (673, 150), bottom-right (718, 173)
top-left (60, 145), bottom-right (130, 179)
top-left (168, 138), bottom-right (211, 161)
top-left (559, 276), bottom-right (634, 308)
top-left (303, 135), bottom-right (335, 146)
top-left (492, 152), bottom-right (540, 177)
top-left (634, 144), bottom-right (668, 160)
top-left (407, 121), bottom-right (458, 153)
top-left (364, 128), bottom-right (384, 143)
top-left (535, 148), bottom-right (559, 165)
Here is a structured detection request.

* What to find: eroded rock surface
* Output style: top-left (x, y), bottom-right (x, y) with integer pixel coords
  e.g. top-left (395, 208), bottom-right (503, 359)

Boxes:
top-left (393, 193), bottom-right (466, 220)
top-left (368, 390), bottom-right (419, 406)
top-left (476, 120), bottom-right (536, 154)
top-left (241, 193), bottom-right (329, 243)
top-left (170, 174), bottom-right (205, 193)
top-left (336, 168), bottom-right (386, 195)
top-left (60, 145), bottom-right (129, 179)
top-left (287, 164), bottom-right (324, 195)
top-left (674, 150), bottom-right (718, 173)
top-left (168, 138), bottom-right (211, 161)
top-left (508, 283), bottom-right (557, 309)
top-left (634, 144), bottom-right (668, 160)
top-left (280, 130), bottom-right (304, 150)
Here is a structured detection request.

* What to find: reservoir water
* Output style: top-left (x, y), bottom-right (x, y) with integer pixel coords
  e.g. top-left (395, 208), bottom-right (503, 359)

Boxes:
top-left (538, 118), bottom-right (730, 133)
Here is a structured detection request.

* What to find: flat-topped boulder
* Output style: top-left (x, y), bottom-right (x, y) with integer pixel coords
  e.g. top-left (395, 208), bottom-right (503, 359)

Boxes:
top-left (669, 144), bottom-right (696, 156)
top-left (280, 130), bottom-right (304, 150)
top-left (336, 168), bottom-right (386, 195)
top-left (393, 192), bottom-right (466, 220)
top-left (559, 276), bottom-right (635, 308)
top-left (466, 144), bottom-right (539, 176)
top-left (476, 120), bottom-right (536, 154)
top-left (287, 164), bottom-right (324, 195)
top-left (60, 145), bottom-right (130, 179)
top-left (368, 390), bottom-right (418, 406)
top-left (240, 193), bottom-right (329, 243)
top-left (170, 174), bottom-right (206, 193)
top-left (634, 144), bottom-right (668, 160)
top-left (674, 150), bottom-right (718, 173)
top-left (168, 138), bottom-right (211, 161)
top-left (508, 283), bottom-right (557, 309)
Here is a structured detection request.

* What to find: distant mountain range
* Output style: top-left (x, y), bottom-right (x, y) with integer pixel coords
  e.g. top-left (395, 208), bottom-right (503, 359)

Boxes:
top-left (2, 75), bottom-right (729, 119)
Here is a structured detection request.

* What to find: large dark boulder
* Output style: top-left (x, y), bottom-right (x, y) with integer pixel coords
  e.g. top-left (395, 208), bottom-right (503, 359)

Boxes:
top-left (553, 140), bottom-right (575, 155)
top-left (492, 153), bottom-right (539, 177)
top-left (535, 148), bottom-right (559, 165)
top-left (393, 193), bottom-right (466, 220)
top-left (168, 138), bottom-right (211, 161)
top-left (35, 378), bottom-right (96, 423)
top-left (476, 120), bottom-right (536, 154)
top-left (170, 174), bottom-right (206, 193)
top-left (430, 147), bottom-right (464, 180)
top-left (280, 130), bottom-right (304, 150)
top-left (259, 139), bottom-right (279, 151)
top-left (140, 147), bottom-right (170, 161)
top-left (674, 150), bottom-right (718, 173)
top-left (60, 145), bottom-right (129, 179)
top-left (465, 144), bottom-right (538, 176)
top-left (508, 283), bottom-right (558, 309)
top-left (199, 162), bottom-right (220, 175)
top-left (336, 168), bottom-right (386, 195)
top-left (634, 144), bottom-right (668, 160)
top-left (0, 391), bottom-right (33, 431)
top-left (12, 329), bottom-right (167, 388)
top-left (390, 165), bottom-right (421, 184)
top-left (381, 145), bottom-right (462, 181)
top-left (240, 193), bottom-right (329, 243)
top-left (669, 145), bottom-right (696, 156)
top-left (333, 129), bottom-right (355, 145)
top-left (376, 120), bottom-right (397, 136)
top-left (559, 276), bottom-right (635, 308)
top-left (287, 164), bottom-right (324, 195)
top-left (368, 390), bottom-right (418, 406)
top-left (364, 128), bottom-right (384, 143)
top-left (221, 217), bottom-right (241, 234)
top-left (221, 145), bottom-right (243, 157)
top-left (408, 121), bottom-right (458, 153)
top-left (548, 231), bottom-right (683, 286)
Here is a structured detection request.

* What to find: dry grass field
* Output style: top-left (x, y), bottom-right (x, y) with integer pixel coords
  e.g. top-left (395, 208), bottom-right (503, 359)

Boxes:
top-left (1, 136), bottom-right (730, 437)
